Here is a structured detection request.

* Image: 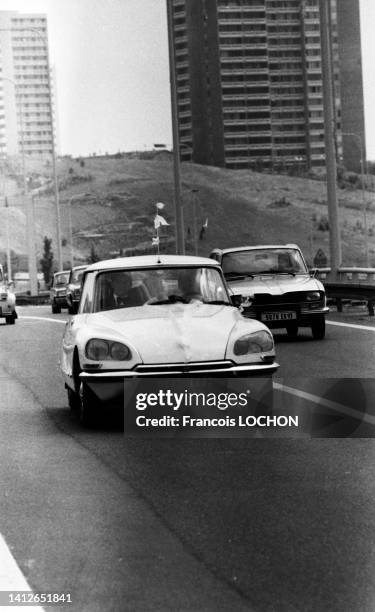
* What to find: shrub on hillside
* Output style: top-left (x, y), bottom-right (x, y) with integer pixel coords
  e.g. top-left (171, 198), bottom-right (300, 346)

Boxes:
top-left (269, 196), bottom-right (291, 208)
top-left (317, 216), bottom-right (329, 231)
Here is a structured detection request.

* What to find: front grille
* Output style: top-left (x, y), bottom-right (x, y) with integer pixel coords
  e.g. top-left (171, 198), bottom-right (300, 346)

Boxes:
top-left (253, 292), bottom-right (305, 305)
top-left (135, 361), bottom-right (233, 374)
top-left (0, 293), bottom-right (7, 300)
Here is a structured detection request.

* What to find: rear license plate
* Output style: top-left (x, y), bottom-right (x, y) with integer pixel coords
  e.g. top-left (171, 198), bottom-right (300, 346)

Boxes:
top-left (261, 311), bottom-right (296, 322)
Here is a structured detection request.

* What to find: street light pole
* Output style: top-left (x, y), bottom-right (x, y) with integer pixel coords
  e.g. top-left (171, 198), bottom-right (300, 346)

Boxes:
top-left (5, 197), bottom-right (11, 280)
top-left (342, 132), bottom-right (369, 267)
top-left (28, 27), bottom-right (63, 271)
top-left (319, 0), bottom-right (342, 274)
top-left (166, 0), bottom-right (185, 255)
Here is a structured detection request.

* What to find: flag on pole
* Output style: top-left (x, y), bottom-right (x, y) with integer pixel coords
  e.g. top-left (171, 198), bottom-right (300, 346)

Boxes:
top-left (154, 214), bottom-right (169, 229)
top-left (199, 218), bottom-right (208, 240)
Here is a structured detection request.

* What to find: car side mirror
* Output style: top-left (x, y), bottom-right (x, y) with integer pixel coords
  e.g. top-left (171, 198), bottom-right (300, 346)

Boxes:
top-left (230, 294), bottom-right (243, 308)
top-left (309, 268), bottom-right (317, 278)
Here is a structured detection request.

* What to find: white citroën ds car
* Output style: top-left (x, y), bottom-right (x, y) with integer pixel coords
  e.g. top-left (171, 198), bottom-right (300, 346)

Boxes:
top-left (60, 255), bottom-right (279, 426)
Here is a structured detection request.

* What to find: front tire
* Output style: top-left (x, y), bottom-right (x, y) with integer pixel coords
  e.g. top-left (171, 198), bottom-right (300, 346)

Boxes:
top-left (311, 315), bottom-right (326, 340)
top-left (5, 313), bottom-right (16, 325)
top-left (286, 321), bottom-right (298, 339)
top-left (67, 386), bottom-right (80, 411)
top-left (68, 300), bottom-right (77, 315)
top-left (52, 300), bottom-right (61, 314)
top-left (79, 382), bottom-right (100, 427)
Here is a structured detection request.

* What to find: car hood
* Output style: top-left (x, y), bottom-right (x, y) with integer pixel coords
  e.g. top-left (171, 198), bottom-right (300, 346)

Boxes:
top-left (227, 274), bottom-right (321, 297)
top-left (80, 302), bottom-right (258, 363)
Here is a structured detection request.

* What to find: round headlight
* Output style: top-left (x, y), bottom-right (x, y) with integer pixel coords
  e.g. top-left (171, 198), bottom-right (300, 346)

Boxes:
top-left (86, 338), bottom-right (109, 360)
top-left (306, 291), bottom-right (321, 301)
top-left (86, 338), bottom-right (132, 361)
top-left (110, 341), bottom-right (131, 361)
top-left (233, 330), bottom-right (274, 355)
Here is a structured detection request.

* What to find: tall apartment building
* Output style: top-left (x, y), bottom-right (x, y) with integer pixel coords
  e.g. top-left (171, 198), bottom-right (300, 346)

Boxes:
top-left (169, 0), bottom-right (366, 172)
top-left (0, 11), bottom-right (55, 159)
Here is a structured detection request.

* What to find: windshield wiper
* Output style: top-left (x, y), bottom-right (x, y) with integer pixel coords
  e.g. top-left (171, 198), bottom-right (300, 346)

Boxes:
top-left (253, 269), bottom-right (296, 276)
top-left (148, 294), bottom-right (189, 305)
top-left (225, 271), bottom-right (254, 280)
top-left (203, 300), bottom-right (231, 306)
top-left (273, 271), bottom-right (297, 277)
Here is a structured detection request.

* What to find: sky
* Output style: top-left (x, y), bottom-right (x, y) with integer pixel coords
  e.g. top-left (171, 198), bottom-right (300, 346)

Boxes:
top-left (0, 0), bottom-right (374, 159)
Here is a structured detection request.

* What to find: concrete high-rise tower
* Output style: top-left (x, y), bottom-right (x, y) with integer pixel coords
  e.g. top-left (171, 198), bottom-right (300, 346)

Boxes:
top-left (0, 11), bottom-right (56, 160)
top-left (169, 0), bottom-right (366, 173)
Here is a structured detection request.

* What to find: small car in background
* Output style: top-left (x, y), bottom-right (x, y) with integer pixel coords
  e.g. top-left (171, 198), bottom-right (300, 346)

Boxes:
top-left (210, 244), bottom-right (328, 339)
top-left (0, 264), bottom-right (17, 325)
top-left (50, 270), bottom-right (70, 313)
top-left (66, 265), bottom-right (87, 314)
top-left (60, 254), bottom-right (279, 426)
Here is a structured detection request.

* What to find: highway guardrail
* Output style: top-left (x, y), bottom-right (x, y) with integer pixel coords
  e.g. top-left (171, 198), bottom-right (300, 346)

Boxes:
top-left (313, 267), bottom-right (375, 315)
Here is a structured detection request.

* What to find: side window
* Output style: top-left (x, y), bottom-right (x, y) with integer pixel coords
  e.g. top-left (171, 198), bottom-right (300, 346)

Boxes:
top-left (79, 272), bottom-right (95, 314)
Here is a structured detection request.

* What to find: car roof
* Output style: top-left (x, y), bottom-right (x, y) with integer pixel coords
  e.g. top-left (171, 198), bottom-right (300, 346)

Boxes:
top-left (211, 244), bottom-right (301, 255)
top-left (54, 270), bottom-right (70, 276)
top-left (85, 254), bottom-right (221, 272)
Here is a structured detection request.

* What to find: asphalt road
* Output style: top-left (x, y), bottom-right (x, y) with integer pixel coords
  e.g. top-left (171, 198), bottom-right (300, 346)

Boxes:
top-left (0, 305), bottom-right (374, 611)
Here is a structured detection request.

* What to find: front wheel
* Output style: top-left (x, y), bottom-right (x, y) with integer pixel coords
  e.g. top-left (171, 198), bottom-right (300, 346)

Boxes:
top-left (311, 315), bottom-right (326, 340)
top-left (67, 386), bottom-right (80, 411)
top-left (52, 300), bottom-right (61, 314)
top-left (286, 321), bottom-right (298, 339)
top-left (5, 313), bottom-right (16, 325)
top-left (79, 382), bottom-right (100, 427)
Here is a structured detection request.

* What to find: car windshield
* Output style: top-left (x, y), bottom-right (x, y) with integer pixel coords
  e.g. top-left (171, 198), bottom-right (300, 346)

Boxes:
top-left (72, 269), bottom-right (85, 283)
top-left (222, 248), bottom-right (307, 276)
top-left (93, 266), bottom-right (230, 312)
top-left (55, 273), bottom-right (69, 286)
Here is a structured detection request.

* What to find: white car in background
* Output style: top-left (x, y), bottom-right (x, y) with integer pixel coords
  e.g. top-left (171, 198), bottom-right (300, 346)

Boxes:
top-left (210, 244), bottom-right (328, 339)
top-left (0, 264), bottom-right (17, 325)
top-left (60, 255), bottom-right (279, 426)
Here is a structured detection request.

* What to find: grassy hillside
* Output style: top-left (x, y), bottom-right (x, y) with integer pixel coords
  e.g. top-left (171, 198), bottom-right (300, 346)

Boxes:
top-left (1, 155), bottom-right (374, 270)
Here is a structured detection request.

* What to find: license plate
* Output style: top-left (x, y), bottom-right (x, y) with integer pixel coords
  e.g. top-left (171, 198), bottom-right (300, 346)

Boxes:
top-left (261, 311), bottom-right (296, 322)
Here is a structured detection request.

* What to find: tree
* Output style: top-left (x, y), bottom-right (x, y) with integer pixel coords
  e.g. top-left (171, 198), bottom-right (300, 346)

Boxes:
top-left (40, 237), bottom-right (54, 287)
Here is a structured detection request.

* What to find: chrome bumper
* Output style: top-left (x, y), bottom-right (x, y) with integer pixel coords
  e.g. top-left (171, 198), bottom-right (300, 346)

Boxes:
top-left (79, 363), bottom-right (278, 405)
top-left (80, 362), bottom-right (279, 380)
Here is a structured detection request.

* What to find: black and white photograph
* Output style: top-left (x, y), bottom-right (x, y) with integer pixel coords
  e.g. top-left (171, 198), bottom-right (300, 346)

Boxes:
top-left (0, 0), bottom-right (375, 610)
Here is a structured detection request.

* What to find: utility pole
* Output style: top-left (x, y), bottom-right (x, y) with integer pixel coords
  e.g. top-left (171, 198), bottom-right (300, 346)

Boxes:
top-left (20, 106), bottom-right (38, 296)
top-left (342, 132), bottom-right (369, 267)
top-left (319, 0), bottom-right (341, 275)
top-left (166, 0), bottom-right (185, 255)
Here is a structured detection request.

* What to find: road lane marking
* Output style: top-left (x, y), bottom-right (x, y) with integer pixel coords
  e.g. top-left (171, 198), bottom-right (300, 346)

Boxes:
top-left (273, 382), bottom-right (375, 426)
top-left (327, 320), bottom-right (375, 332)
top-left (19, 316), bottom-right (67, 325)
top-left (0, 533), bottom-right (44, 610)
